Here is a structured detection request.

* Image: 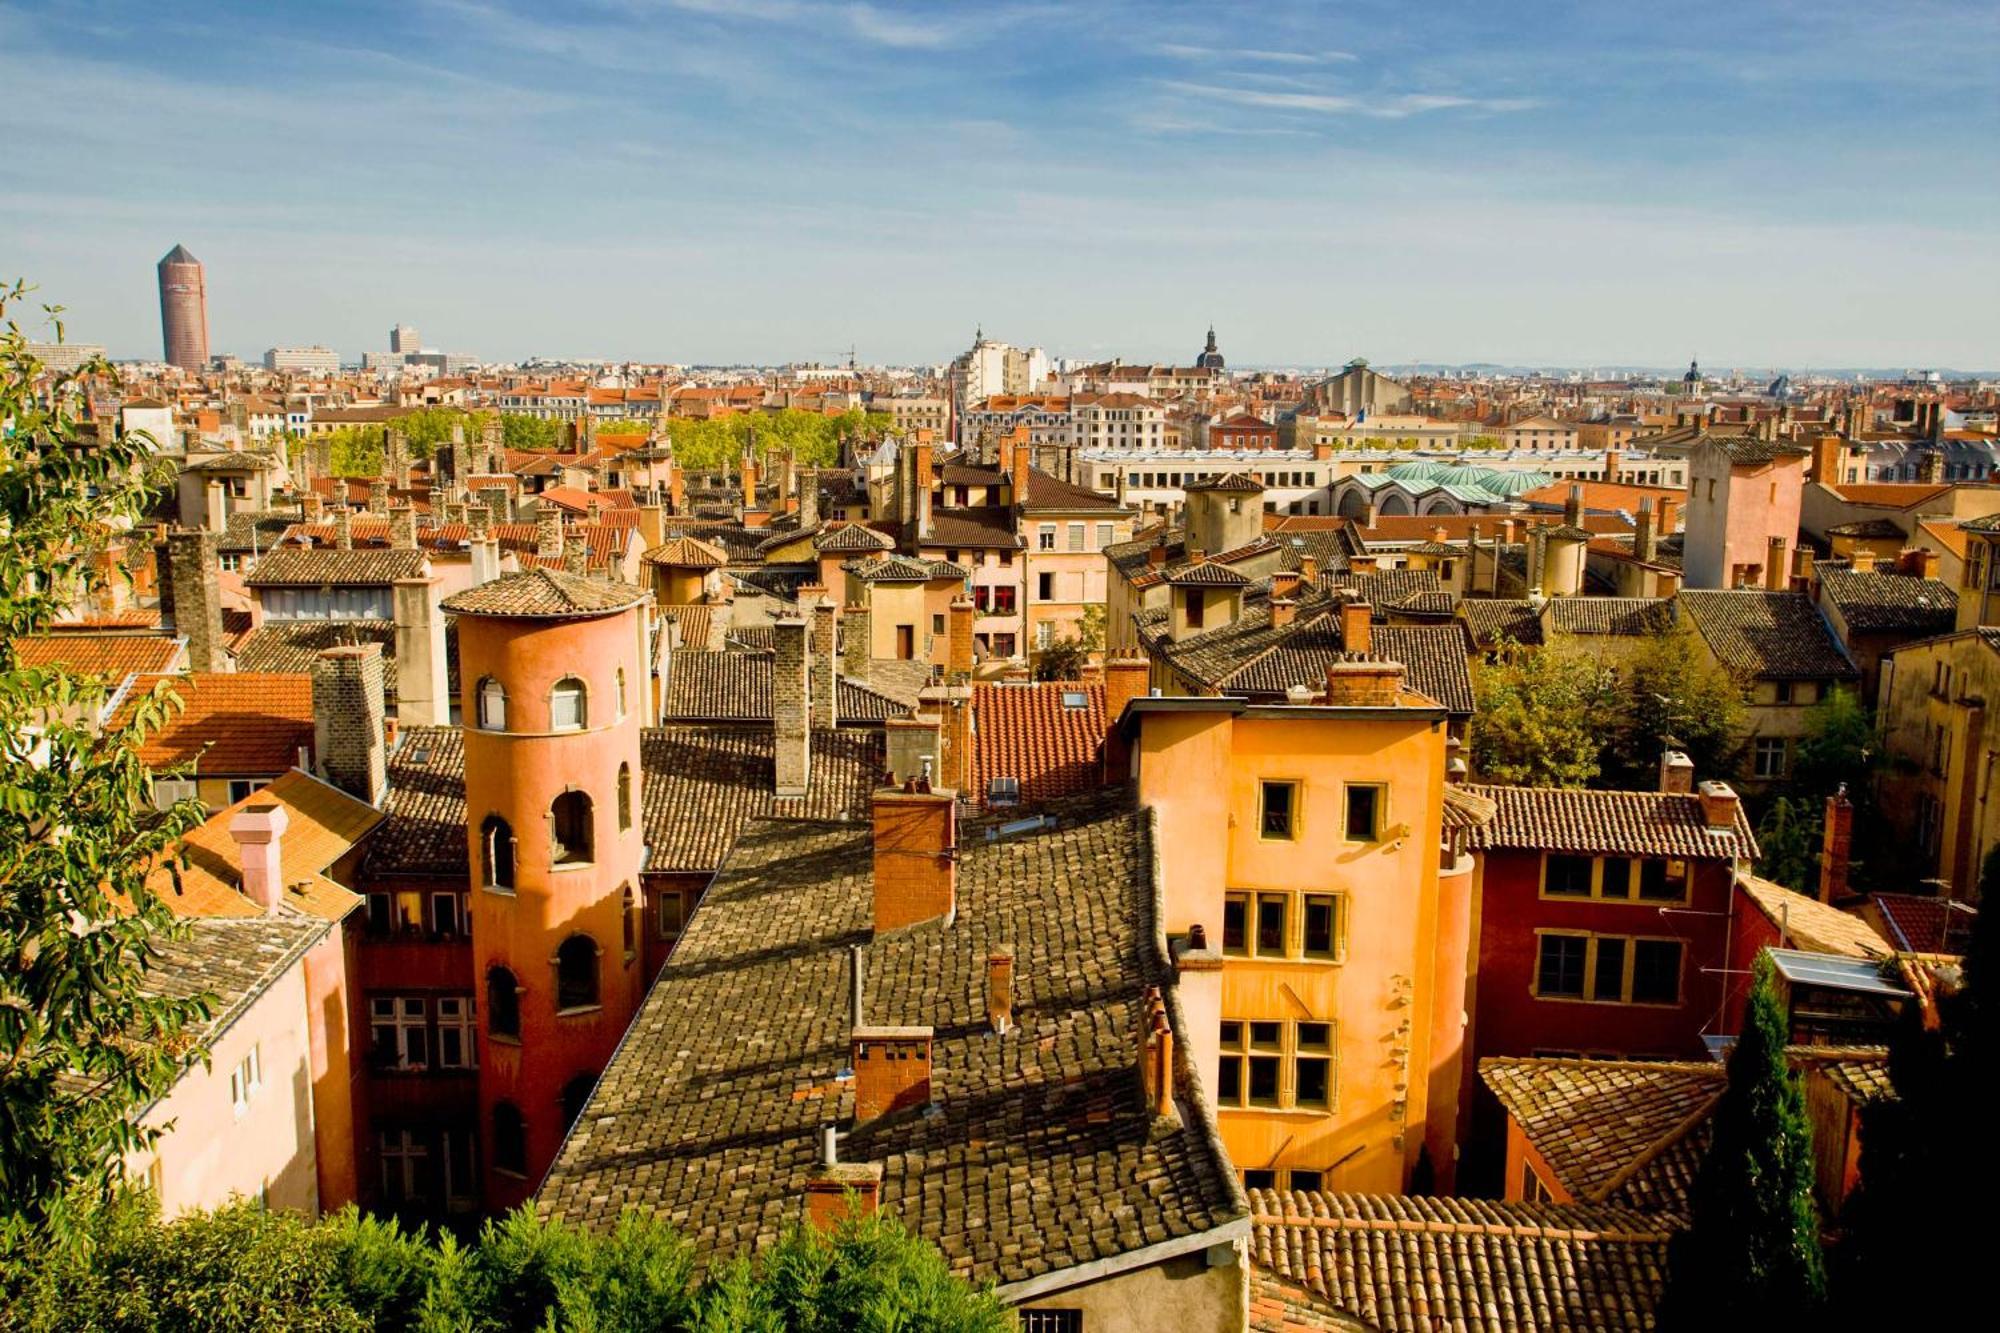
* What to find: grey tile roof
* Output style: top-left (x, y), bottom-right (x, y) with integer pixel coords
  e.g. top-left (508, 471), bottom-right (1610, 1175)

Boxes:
top-left (367, 726), bottom-right (467, 876)
top-left (235, 620), bottom-right (399, 693)
top-left (147, 914), bottom-right (332, 1051)
top-left (1676, 589), bottom-right (1857, 680)
top-left (843, 556), bottom-right (968, 583)
top-left (1464, 785), bottom-right (1758, 860)
top-left (1166, 562), bottom-right (1253, 587)
top-left (661, 651), bottom-right (908, 724)
top-left (1544, 597), bottom-right (1675, 636)
top-left (925, 508), bottom-right (1022, 549)
top-left (245, 548), bottom-right (428, 587)
top-left (1816, 568), bottom-right (1956, 635)
top-left (440, 569), bottom-right (647, 619)
top-left (812, 522), bottom-right (896, 552)
top-left (1460, 598), bottom-right (1543, 647)
top-left (539, 792), bottom-right (1245, 1287)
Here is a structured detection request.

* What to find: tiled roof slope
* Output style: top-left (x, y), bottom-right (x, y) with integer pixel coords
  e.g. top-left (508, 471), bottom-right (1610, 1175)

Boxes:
top-left (442, 568), bottom-right (647, 618)
top-left (1481, 1059), bottom-right (1724, 1215)
top-left (1544, 597), bottom-right (1674, 636)
top-left (1675, 590), bottom-right (1856, 680)
top-left (368, 727), bottom-right (468, 877)
top-left (1460, 598), bottom-right (1543, 647)
top-left (111, 673), bottom-right (313, 775)
top-left (10, 633), bottom-right (184, 678)
top-left (1816, 567), bottom-right (1956, 635)
top-left (970, 681), bottom-right (1107, 806)
top-left (661, 651), bottom-right (908, 724)
top-left (1871, 893), bottom-right (1978, 954)
top-left (1464, 785), bottom-right (1758, 860)
top-left (144, 914), bottom-right (330, 1069)
top-left (149, 769), bottom-right (376, 922)
top-left (539, 795), bottom-right (1246, 1288)
top-left (244, 548), bottom-right (428, 586)
top-left (1738, 876), bottom-right (1890, 958)
top-left (235, 621), bottom-right (398, 692)
top-left (1248, 1190), bottom-right (1670, 1333)
top-left (1248, 1271), bottom-right (1369, 1332)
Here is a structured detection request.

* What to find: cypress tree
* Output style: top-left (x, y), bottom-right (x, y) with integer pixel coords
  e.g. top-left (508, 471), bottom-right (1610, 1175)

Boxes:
top-left (1661, 953), bottom-right (1825, 1326)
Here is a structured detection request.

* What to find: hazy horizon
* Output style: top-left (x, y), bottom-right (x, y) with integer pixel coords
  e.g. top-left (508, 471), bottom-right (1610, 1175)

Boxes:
top-left (5, 1), bottom-right (1997, 369)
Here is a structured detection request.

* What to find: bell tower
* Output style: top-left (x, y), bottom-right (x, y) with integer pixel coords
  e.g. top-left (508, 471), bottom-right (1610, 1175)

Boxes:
top-left (442, 569), bottom-right (651, 1210)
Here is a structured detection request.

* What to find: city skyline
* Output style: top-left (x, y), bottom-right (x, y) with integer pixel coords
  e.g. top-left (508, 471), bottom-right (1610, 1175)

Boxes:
top-left (4, 1), bottom-right (1997, 367)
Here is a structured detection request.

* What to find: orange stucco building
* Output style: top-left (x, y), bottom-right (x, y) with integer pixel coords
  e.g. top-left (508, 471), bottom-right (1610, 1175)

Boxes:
top-left (1123, 659), bottom-right (1472, 1194)
top-left (446, 569), bottom-right (654, 1209)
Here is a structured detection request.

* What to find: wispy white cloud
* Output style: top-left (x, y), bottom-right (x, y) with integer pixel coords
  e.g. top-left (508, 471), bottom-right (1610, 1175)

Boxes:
top-left (1157, 43), bottom-right (1356, 64)
top-left (1164, 79), bottom-right (1539, 118)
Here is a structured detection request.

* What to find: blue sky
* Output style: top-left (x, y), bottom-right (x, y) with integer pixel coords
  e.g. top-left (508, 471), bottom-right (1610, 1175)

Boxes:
top-left (4, 0), bottom-right (1997, 368)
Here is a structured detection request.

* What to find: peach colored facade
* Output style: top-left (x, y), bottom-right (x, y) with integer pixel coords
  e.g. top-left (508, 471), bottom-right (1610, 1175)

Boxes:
top-left (1133, 699), bottom-right (1461, 1194)
top-left (136, 947), bottom-right (323, 1218)
top-left (1683, 440), bottom-right (1806, 589)
top-left (459, 599), bottom-right (652, 1210)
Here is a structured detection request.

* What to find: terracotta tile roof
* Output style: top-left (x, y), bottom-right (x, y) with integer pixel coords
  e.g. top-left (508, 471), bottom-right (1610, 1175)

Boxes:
top-left (1464, 785), bottom-right (1758, 860)
top-left (1791, 1047), bottom-right (1893, 1104)
top-left (660, 651), bottom-right (905, 724)
top-left (142, 914), bottom-right (332, 1084)
top-left (1167, 562), bottom-right (1253, 587)
top-left (1442, 784), bottom-right (1498, 830)
top-left (1248, 1189), bottom-right (1671, 1333)
top-left (244, 548), bottom-right (428, 587)
top-left (640, 534), bottom-right (729, 568)
top-left (1359, 513), bottom-right (1635, 543)
top-left (9, 633), bottom-right (184, 678)
top-left (1460, 598), bottom-right (1543, 647)
top-left (1738, 875), bottom-right (1890, 958)
top-left (1343, 567), bottom-right (1444, 612)
top-left (661, 603), bottom-right (716, 650)
top-left (367, 728), bottom-right (468, 877)
top-left (1871, 892), bottom-right (1979, 954)
top-left (1824, 517), bottom-right (1907, 539)
top-left (1518, 479), bottom-right (1683, 512)
top-left (440, 569), bottom-right (646, 619)
top-left (539, 793), bottom-right (1246, 1287)
top-left (111, 673), bottom-right (313, 776)
top-left (639, 727), bottom-right (882, 871)
top-left (812, 522), bottom-right (897, 553)
top-left (1171, 600), bottom-right (1475, 717)
top-left (1248, 1272), bottom-right (1365, 1333)
top-left (1826, 482), bottom-right (1952, 507)
top-left (1020, 465), bottom-right (1125, 511)
top-left (843, 555), bottom-right (967, 583)
top-left (1676, 590), bottom-right (1857, 680)
top-left (1481, 1058), bottom-right (1724, 1215)
top-left (1816, 568), bottom-right (1956, 635)
top-left (1695, 435), bottom-right (1810, 465)
top-left (1185, 472), bottom-right (1266, 493)
top-left (1916, 519), bottom-right (1969, 558)
top-left (149, 769), bottom-right (376, 922)
top-left (1544, 598), bottom-right (1674, 637)
top-left (925, 507), bottom-right (1022, 549)
top-left (235, 621), bottom-right (398, 693)
top-left (970, 681), bottom-right (1106, 806)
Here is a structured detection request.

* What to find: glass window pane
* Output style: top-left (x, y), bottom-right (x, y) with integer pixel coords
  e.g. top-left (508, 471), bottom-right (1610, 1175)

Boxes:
top-left (1545, 855), bottom-right (1593, 896)
top-left (1219, 1020), bottom-right (1243, 1047)
top-left (1218, 1059), bottom-right (1241, 1103)
top-left (1296, 1058), bottom-right (1330, 1107)
top-left (1592, 936), bottom-right (1627, 1002)
top-left (1296, 1022), bottom-right (1331, 1052)
top-left (1599, 859), bottom-right (1632, 899)
top-left (1249, 1021), bottom-right (1282, 1048)
top-left (1223, 894), bottom-right (1248, 955)
top-left (1538, 936), bottom-right (1586, 997)
top-left (1632, 940), bottom-right (1682, 1004)
top-left (1248, 1056), bottom-right (1281, 1105)
top-left (1256, 897), bottom-right (1286, 954)
top-left (1261, 782), bottom-right (1294, 838)
top-left (1303, 896), bottom-right (1337, 958)
top-left (1345, 786), bottom-right (1379, 841)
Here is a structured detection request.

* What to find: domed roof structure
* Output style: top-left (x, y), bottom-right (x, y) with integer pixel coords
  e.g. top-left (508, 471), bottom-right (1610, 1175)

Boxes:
top-left (1477, 470), bottom-right (1555, 497)
top-left (1386, 461), bottom-right (1450, 482)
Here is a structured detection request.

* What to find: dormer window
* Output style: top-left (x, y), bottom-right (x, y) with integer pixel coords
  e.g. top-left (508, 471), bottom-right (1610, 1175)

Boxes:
top-left (549, 677), bottom-right (587, 730)
top-left (477, 678), bottom-right (507, 731)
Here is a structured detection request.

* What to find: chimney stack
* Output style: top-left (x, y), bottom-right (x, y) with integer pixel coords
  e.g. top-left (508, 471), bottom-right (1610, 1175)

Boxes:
top-left (1766, 535), bottom-right (1789, 591)
top-left (1271, 570), bottom-right (1300, 601)
top-left (884, 713), bottom-right (942, 788)
top-left (1819, 786), bottom-right (1853, 904)
top-left (986, 947), bottom-right (1015, 1034)
top-left (392, 573), bottom-right (448, 728)
top-left (872, 781), bottom-right (956, 932)
top-left (1659, 749), bottom-right (1695, 794)
top-left (1634, 499), bottom-right (1656, 564)
top-left (1339, 600), bottom-right (1373, 656)
top-left (947, 598), bottom-right (975, 680)
top-left (1564, 483), bottom-right (1583, 527)
top-left (536, 510), bottom-right (564, 561)
top-left (334, 507), bottom-right (354, 550)
top-left (313, 643), bottom-right (387, 806)
top-left (162, 529), bottom-right (226, 673)
top-left (1101, 655), bottom-right (1150, 782)
top-left (1324, 659), bottom-right (1404, 707)
top-left (773, 615), bottom-right (812, 797)
top-left (799, 468), bottom-right (819, 530)
top-left (229, 803), bottom-right (289, 914)
top-left (1300, 553), bottom-right (1319, 584)
top-left (740, 450), bottom-right (757, 514)
top-left (811, 598), bottom-right (839, 727)
top-left (1270, 598), bottom-right (1297, 628)
top-left (1696, 779), bottom-right (1740, 833)
top-left (389, 504), bottom-right (417, 551)
top-left (842, 603), bottom-right (871, 683)
top-left (804, 1152), bottom-right (883, 1230)
top-left (851, 1025), bottom-right (933, 1122)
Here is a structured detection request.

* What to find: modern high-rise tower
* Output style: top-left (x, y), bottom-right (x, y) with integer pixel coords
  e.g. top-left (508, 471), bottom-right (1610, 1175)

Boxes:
top-left (391, 324), bottom-right (420, 354)
top-left (157, 244), bottom-right (209, 372)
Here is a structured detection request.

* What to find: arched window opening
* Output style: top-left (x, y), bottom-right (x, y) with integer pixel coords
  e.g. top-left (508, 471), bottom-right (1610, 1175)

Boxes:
top-left (492, 1102), bottom-right (526, 1175)
top-left (549, 676), bottom-right (587, 731)
top-left (481, 815), bottom-right (515, 891)
top-left (477, 677), bottom-right (507, 731)
top-left (486, 965), bottom-right (521, 1039)
top-left (617, 763), bottom-right (633, 833)
top-left (615, 667), bottom-right (627, 719)
top-left (556, 934), bottom-right (600, 1011)
top-left (550, 790), bottom-right (594, 866)
top-left (561, 1072), bottom-right (598, 1128)
top-left (621, 883), bottom-right (637, 959)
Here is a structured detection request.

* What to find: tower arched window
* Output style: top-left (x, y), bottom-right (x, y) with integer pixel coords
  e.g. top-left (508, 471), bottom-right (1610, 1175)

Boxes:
top-left (477, 677), bottom-right (507, 731)
top-left (555, 934), bottom-right (600, 1011)
top-left (621, 883), bottom-right (637, 959)
top-left (480, 815), bottom-right (515, 891)
top-left (549, 676), bottom-right (587, 731)
top-left (617, 763), bottom-right (632, 832)
top-left (561, 1072), bottom-right (598, 1128)
top-left (615, 667), bottom-right (627, 719)
top-left (550, 790), bottom-right (594, 866)
top-left (486, 965), bottom-right (520, 1040)
top-left (492, 1102), bottom-right (526, 1175)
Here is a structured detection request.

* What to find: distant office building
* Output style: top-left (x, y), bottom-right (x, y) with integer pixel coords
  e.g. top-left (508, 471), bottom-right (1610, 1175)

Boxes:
top-left (23, 341), bottom-right (106, 374)
top-left (264, 345), bottom-right (341, 373)
top-left (948, 328), bottom-right (1050, 441)
top-left (390, 324), bottom-right (420, 354)
top-left (157, 244), bottom-right (209, 372)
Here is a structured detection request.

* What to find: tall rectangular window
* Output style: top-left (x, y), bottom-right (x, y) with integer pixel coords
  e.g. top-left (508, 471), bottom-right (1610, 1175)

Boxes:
top-left (371, 996), bottom-right (429, 1070)
top-left (1590, 936), bottom-right (1627, 1003)
top-left (1632, 939), bottom-right (1684, 1005)
top-left (1343, 785), bottom-right (1382, 841)
top-left (1294, 1022), bottom-right (1334, 1109)
top-left (1303, 894), bottom-right (1341, 960)
top-left (1536, 934), bottom-right (1588, 999)
top-left (1222, 892), bottom-right (1249, 956)
top-left (1255, 893), bottom-right (1287, 955)
top-left (436, 997), bottom-right (478, 1070)
top-left (1260, 780), bottom-right (1297, 839)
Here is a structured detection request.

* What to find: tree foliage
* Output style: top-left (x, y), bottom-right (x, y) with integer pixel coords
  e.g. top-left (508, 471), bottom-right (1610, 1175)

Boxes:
top-left (1598, 625), bottom-right (1745, 789)
top-left (1836, 846), bottom-right (2000, 1317)
top-left (0, 281), bottom-right (213, 1240)
top-left (1753, 796), bottom-right (1821, 896)
top-left (1469, 640), bottom-right (1613, 787)
top-left (1661, 954), bottom-right (1825, 1327)
top-left (0, 1196), bottom-right (1012, 1333)
top-left (663, 410), bottom-right (890, 472)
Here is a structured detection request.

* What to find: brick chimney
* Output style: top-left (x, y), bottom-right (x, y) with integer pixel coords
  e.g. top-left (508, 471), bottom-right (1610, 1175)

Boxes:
top-left (799, 468), bottom-right (819, 530)
top-left (1101, 655), bottom-right (1150, 782)
top-left (1634, 499), bottom-right (1656, 564)
top-left (229, 802), bottom-right (288, 914)
top-left (1271, 570), bottom-right (1300, 601)
top-left (390, 504), bottom-right (417, 551)
top-left (1010, 441), bottom-right (1032, 511)
top-left (811, 599), bottom-right (838, 727)
top-left (1270, 597), bottom-right (1297, 628)
top-left (947, 598), bottom-right (975, 680)
top-left (804, 1155), bottom-right (882, 1230)
top-left (884, 713), bottom-right (941, 787)
top-left (1819, 787), bottom-right (1853, 904)
top-left (1850, 550), bottom-right (1876, 574)
top-left (1656, 496), bottom-right (1677, 537)
top-left (842, 604), bottom-right (871, 683)
top-left (1696, 779), bottom-right (1740, 832)
top-left (1564, 483), bottom-right (1583, 527)
top-left (1604, 448), bottom-right (1621, 482)
top-left (1899, 547), bottom-right (1938, 580)
top-left (851, 1025), bottom-right (933, 1121)
top-left (740, 450), bottom-right (757, 513)
top-left (535, 510), bottom-right (563, 560)
top-left (872, 781), bottom-right (956, 932)
top-left (1659, 749), bottom-right (1695, 794)
top-left (1300, 554), bottom-right (1319, 584)
top-left (773, 614), bottom-right (811, 797)
top-left (161, 528), bottom-right (226, 673)
top-left (1324, 659), bottom-right (1404, 707)
top-left (334, 506), bottom-right (354, 550)
top-left (1340, 600), bottom-right (1373, 656)
top-left (986, 947), bottom-right (1015, 1034)
top-left (313, 643), bottom-right (387, 806)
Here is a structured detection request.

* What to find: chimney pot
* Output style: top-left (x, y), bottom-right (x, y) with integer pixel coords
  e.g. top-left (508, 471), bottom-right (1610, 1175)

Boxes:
top-left (872, 784), bottom-right (957, 933)
top-left (850, 1025), bottom-right (933, 1121)
top-left (1696, 779), bottom-right (1740, 832)
top-left (1659, 749), bottom-right (1695, 794)
top-left (986, 947), bottom-right (1015, 1034)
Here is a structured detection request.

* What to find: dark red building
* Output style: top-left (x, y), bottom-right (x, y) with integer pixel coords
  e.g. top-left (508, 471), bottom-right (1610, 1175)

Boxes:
top-left (1210, 412), bottom-right (1279, 451)
top-left (157, 243), bottom-right (209, 372)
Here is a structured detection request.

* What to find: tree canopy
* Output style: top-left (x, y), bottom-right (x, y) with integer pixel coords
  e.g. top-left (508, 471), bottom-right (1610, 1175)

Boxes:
top-left (1470, 640), bottom-right (1614, 787)
top-left (663, 410), bottom-right (890, 471)
top-left (1597, 624), bottom-right (1745, 789)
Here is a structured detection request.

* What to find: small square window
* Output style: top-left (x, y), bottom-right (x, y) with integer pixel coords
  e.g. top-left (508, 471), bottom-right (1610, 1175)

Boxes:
top-left (1545, 854), bottom-right (1594, 897)
top-left (1260, 781), bottom-right (1297, 839)
top-left (1599, 858), bottom-right (1633, 899)
top-left (987, 775), bottom-right (1021, 807)
top-left (1537, 935), bottom-right (1587, 999)
top-left (1288, 1169), bottom-right (1323, 1193)
top-left (1060, 691), bottom-right (1088, 710)
top-left (1242, 1169), bottom-right (1277, 1190)
top-left (1343, 785), bottom-right (1382, 842)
